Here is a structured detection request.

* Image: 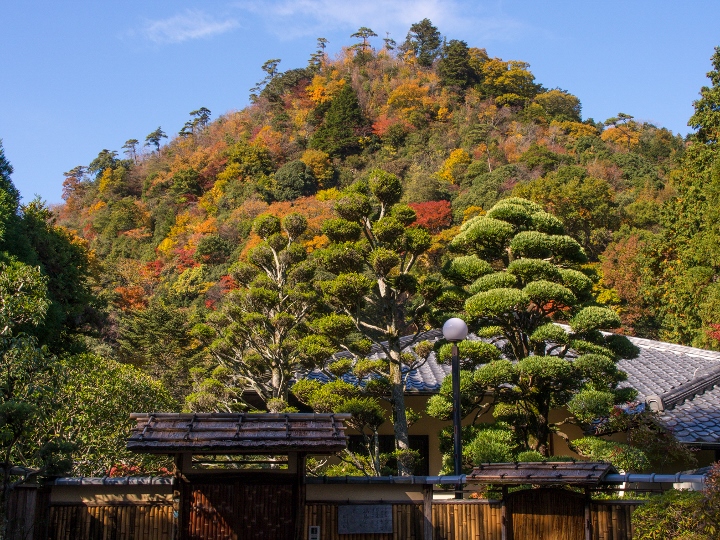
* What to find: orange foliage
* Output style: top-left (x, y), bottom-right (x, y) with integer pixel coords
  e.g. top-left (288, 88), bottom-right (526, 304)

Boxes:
top-left (372, 114), bottom-right (396, 137)
top-left (601, 124), bottom-right (641, 149)
top-left (306, 74), bottom-right (346, 104)
top-left (251, 125), bottom-right (284, 160)
top-left (114, 285), bottom-right (147, 312)
top-left (304, 234), bottom-right (329, 252)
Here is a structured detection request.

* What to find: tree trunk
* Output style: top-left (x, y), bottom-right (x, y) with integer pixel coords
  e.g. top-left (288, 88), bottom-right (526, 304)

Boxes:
top-left (389, 353), bottom-right (412, 475)
top-left (535, 406), bottom-right (551, 457)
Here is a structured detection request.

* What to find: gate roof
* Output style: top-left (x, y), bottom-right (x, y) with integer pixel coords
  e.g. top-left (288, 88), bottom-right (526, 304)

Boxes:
top-left (126, 413), bottom-right (350, 455)
top-left (467, 462), bottom-right (618, 486)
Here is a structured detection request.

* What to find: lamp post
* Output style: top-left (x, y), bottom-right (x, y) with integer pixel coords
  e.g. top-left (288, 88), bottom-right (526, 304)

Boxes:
top-left (442, 317), bottom-right (468, 500)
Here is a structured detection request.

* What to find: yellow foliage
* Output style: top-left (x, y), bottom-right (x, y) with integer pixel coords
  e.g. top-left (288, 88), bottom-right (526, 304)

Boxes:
top-left (157, 237), bottom-right (176, 258)
top-left (316, 188), bottom-right (341, 201)
top-left (198, 179), bottom-right (227, 215)
top-left (482, 59), bottom-right (537, 98)
top-left (216, 162), bottom-right (244, 184)
top-left (156, 211), bottom-right (194, 258)
top-left (97, 168), bottom-right (114, 196)
top-left (88, 200), bottom-right (107, 215)
top-left (304, 234), bottom-right (329, 252)
top-left (171, 266), bottom-right (213, 298)
top-left (550, 120), bottom-right (599, 139)
top-left (438, 149), bottom-right (471, 184)
top-left (387, 83), bottom-right (428, 113)
top-left (436, 106), bottom-right (450, 121)
top-left (601, 124), bottom-right (641, 149)
top-left (463, 206), bottom-right (485, 222)
top-left (301, 149), bottom-right (334, 188)
top-left (306, 75), bottom-right (346, 104)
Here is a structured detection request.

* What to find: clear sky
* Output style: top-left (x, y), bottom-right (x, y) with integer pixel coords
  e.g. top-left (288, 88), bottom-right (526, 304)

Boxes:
top-left (2, 1), bottom-right (719, 205)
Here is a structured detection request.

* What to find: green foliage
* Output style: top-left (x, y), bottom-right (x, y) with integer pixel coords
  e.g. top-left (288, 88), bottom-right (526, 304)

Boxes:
top-left (402, 18), bottom-right (442, 67)
top-left (570, 306), bottom-right (622, 333)
top-left (274, 160), bottom-right (316, 201)
top-left (468, 272), bottom-right (517, 294)
top-left (310, 84), bottom-right (368, 157)
top-left (466, 426), bottom-right (515, 464)
top-left (572, 437), bottom-right (649, 471)
top-left (633, 490), bottom-right (707, 540)
top-left (51, 353), bottom-right (177, 476)
top-left (438, 39), bottom-right (477, 90)
top-left (443, 255), bottom-right (493, 285)
top-left (204, 212), bottom-right (322, 406)
top-left (314, 172), bottom-right (436, 474)
top-left (633, 463), bottom-right (720, 539)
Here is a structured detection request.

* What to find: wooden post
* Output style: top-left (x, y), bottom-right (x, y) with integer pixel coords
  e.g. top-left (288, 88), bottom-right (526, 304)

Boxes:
top-left (501, 486), bottom-right (509, 540)
top-left (423, 484), bottom-right (433, 540)
top-left (294, 453), bottom-right (307, 540)
top-left (584, 488), bottom-right (592, 540)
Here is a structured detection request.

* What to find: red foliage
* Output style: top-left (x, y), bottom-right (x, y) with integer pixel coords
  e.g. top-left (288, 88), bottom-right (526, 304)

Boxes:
top-left (174, 246), bottom-right (198, 272)
top-left (144, 260), bottom-right (164, 280)
top-left (107, 463), bottom-right (171, 477)
top-left (409, 200), bottom-right (453, 234)
top-left (219, 274), bottom-right (238, 292)
top-left (707, 323), bottom-right (720, 342)
top-left (372, 115), bottom-right (395, 137)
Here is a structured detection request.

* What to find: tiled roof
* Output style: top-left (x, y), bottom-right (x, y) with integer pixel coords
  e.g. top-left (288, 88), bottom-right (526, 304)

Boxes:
top-left (127, 413), bottom-right (351, 454)
top-left (612, 336), bottom-right (720, 446)
top-left (308, 329), bottom-right (451, 393)
top-left (312, 330), bottom-right (720, 447)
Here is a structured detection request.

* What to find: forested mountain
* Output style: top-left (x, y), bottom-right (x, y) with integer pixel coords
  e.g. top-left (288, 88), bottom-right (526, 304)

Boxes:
top-left (4, 20), bottom-right (718, 480)
top-left (55, 23), bottom-right (690, 394)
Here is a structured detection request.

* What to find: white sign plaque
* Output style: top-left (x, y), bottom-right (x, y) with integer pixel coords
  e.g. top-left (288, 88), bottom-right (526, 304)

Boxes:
top-left (338, 504), bottom-right (393, 534)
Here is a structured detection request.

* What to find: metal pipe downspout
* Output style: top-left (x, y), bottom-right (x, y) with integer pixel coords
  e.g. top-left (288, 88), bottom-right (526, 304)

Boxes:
top-left (604, 473), bottom-right (706, 484)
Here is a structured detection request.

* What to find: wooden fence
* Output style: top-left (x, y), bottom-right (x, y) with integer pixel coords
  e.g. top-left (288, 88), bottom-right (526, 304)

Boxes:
top-left (44, 503), bottom-right (173, 540)
top-left (303, 498), bottom-right (642, 540)
top-left (7, 488), bottom-right (644, 540)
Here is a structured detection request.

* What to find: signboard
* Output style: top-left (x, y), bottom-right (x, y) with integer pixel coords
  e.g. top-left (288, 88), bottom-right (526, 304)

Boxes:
top-left (338, 504), bottom-right (393, 534)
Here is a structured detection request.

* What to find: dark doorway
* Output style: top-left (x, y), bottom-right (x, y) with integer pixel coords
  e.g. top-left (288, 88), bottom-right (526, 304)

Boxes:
top-left (182, 477), bottom-right (296, 540)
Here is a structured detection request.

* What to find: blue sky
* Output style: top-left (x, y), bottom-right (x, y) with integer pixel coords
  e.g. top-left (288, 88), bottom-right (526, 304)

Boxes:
top-left (2, 1), bottom-right (719, 205)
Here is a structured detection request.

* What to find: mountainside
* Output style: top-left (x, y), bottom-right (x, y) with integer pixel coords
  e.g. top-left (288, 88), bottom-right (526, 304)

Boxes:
top-left (54, 23), bottom-right (697, 401)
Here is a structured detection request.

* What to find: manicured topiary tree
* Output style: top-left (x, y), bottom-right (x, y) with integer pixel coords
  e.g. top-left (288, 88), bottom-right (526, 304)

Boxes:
top-left (428, 197), bottom-right (639, 458)
top-left (308, 169), bottom-right (434, 475)
top-left (199, 213), bottom-right (321, 410)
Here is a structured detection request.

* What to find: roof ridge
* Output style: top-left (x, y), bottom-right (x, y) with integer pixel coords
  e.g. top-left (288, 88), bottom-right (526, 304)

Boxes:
top-left (624, 335), bottom-right (720, 361)
top-left (655, 363), bottom-right (720, 411)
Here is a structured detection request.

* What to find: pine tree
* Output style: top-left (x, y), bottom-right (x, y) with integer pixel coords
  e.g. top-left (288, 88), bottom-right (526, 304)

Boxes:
top-left (309, 83), bottom-right (368, 157)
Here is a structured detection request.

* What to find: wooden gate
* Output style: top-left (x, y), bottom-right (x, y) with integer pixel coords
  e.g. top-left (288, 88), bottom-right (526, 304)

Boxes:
top-left (506, 488), bottom-right (586, 540)
top-left (182, 477), bottom-right (297, 540)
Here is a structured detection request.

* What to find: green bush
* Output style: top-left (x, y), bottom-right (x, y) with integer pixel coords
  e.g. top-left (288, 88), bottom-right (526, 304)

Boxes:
top-left (633, 490), bottom-right (706, 539)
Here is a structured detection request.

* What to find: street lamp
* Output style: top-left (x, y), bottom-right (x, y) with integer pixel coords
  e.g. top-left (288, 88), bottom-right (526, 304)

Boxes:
top-left (442, 317), bottom-right (468, 500)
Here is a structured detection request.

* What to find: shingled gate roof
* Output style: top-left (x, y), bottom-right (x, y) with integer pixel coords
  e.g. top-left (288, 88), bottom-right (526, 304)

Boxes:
top-left (126, 413), bottom-right (350, 454)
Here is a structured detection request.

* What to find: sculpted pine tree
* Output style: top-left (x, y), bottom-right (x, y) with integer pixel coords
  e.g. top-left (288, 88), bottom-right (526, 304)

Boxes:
top-left (201, 213), bottom-right (321, 410)
top-left (428, 198), bottom-right (638, 458)
top-left (310, 170), bottom-right (433, 475)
